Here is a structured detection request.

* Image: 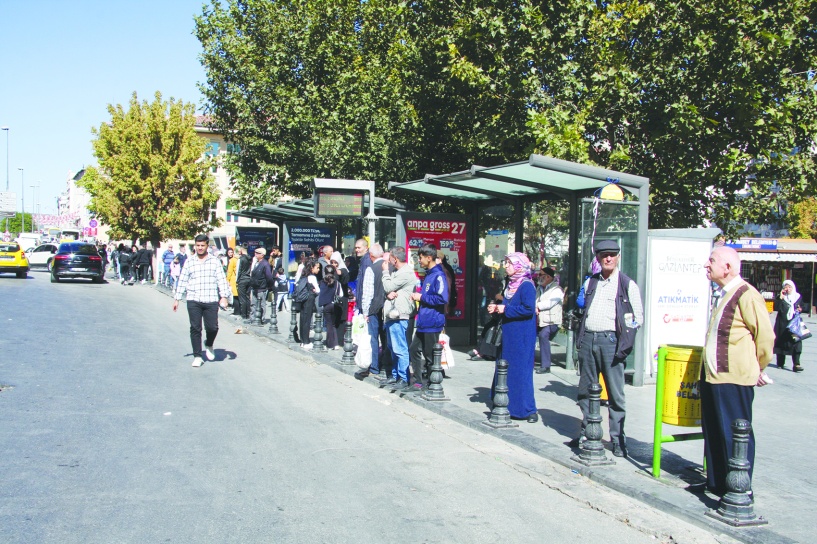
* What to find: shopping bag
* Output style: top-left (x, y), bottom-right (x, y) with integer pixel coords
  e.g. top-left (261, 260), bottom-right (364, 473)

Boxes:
top-left (351, 314), bottom-right (371, 369)
top-left (788, 312), bottom-right (812, 341)
top-left (439, 333), bottom-right (456, 370)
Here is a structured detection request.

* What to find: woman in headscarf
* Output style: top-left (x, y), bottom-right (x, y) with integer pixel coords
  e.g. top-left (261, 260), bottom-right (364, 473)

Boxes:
top-left (774, 279), bottom-right (804, 372)
top-left (487, 252), bottom-right (539, 422)
top-left (330, 251), bottom-right (351, 328)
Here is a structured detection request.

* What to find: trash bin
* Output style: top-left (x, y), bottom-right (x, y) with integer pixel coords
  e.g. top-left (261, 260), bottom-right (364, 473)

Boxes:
top-left (660, 345), bottom-right (702, 427)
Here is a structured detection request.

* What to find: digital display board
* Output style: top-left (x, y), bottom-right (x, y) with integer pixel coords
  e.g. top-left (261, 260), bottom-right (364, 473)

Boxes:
top-left (314, 190), bottom-right (365, 217)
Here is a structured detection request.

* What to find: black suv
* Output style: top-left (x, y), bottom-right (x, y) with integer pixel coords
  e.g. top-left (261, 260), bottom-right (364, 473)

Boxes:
top-left (51, 242), bottom-right (105, 283)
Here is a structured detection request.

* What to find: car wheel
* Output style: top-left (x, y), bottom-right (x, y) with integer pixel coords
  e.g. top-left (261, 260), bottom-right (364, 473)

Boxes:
top-left (51, 273), bottom-right (59, 283)
top-left (92, 276), bottom-right (104, 284)
top-left (47, 259), bottom-right (53, 272)
top-left (16, 271), bottom-right (26, 279)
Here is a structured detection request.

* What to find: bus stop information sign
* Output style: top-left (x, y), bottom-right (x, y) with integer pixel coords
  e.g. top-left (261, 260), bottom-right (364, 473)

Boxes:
top-left (314, 190), bottom-right (365, 217)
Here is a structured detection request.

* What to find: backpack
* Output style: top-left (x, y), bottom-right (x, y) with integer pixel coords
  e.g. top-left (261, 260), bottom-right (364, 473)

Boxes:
top-left (294, 277), bottom-right (311, 303)
top-left (119, 251), bottom-right (132, 265)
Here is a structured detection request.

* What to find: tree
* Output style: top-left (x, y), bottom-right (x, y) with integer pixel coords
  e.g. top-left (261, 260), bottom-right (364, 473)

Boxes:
top-left (3, 212), bottom-right (33, 235)
top-left (79, 92), bottom-right (220, 249)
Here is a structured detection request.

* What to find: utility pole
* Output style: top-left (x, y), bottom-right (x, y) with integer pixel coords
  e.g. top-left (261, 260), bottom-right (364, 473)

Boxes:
top-left (17, 168), bottom-right (24, 233)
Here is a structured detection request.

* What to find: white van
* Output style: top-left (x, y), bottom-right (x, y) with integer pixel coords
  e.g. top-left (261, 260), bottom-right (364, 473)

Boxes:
top-left (16, 233), bottom-right (41, 251)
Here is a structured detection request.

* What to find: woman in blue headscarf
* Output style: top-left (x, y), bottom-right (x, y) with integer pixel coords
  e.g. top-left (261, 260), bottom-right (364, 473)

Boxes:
top-left (488, 252), bottom-right (539, 422)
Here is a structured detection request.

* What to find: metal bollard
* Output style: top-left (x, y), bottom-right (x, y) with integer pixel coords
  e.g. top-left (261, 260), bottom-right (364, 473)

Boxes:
top-left (341, 321), bottom-right (356, 365)
top-left (288, 304), bottom-right (298, 343)
top-left (268, 294), bottom-right (279, 334)
top-left (706, 419), bottom-right (767, 526)
top-left (483, 359), bottom-right (518, 428)
top-left (421, 343), bottom-right (449, 401)
top-left (313, 306), bottom-right (326, 352)
top-left (572, 383), bottom-right (614, 466)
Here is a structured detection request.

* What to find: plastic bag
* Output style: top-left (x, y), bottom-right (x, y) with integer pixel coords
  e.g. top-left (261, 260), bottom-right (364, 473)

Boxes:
top-left (439, 333), bottom-right (455, 370)
top-left (351, 314), bottom-right (371, 369)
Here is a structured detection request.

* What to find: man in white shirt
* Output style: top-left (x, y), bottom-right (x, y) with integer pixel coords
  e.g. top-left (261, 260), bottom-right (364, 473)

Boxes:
top-left (173, 234), bottom-right (230, 368)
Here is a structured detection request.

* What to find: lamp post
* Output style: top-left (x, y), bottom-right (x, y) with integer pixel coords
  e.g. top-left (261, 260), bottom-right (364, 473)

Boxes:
top-left (1, 126), bottom-right (8, 191)
top-left (30, 184), bottom-right (39, 234)
top-left (17, 168), bottom-right (24, 233)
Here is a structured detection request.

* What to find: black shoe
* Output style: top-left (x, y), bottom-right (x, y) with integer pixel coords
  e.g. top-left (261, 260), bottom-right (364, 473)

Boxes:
top-left (777, 362), bottom-right (785, 369)
top-left (612, 443), bottom-right (628, 458)
top-left (567, 436), bottom-right (585, 448)
top-left (536, 367), bottom-right (551, 374)
top-left (370, 373), bottom-right (385, 382)
top-left (527, 413), bottom-right (539, 423)
top-left (384, 377), bottom-right (398, 385)
top-left (793, 365), bottom-right (804, 372)
top-left (354, 370), bottom-right (370, 380)
top-left (467, 349), bottom-right (479, 360)
top-left (390, 379), bottom-right (409, 391)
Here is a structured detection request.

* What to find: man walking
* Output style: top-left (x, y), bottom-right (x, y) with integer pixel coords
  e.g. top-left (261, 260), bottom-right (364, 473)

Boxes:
top-left (381, 246), bottom-right (417, 390)
top-left (404, 244), bottom-right (448, 393)
top-left (354, 243), bottom-right (386, 380)
top-left (699, 246), bottom-right (773, 496)
top-left (249, 247), bottom-right (273, 324)
top-left (173, 234), bottom-right (230, 367)
top-left (572, 240), bottom-right (643, 457)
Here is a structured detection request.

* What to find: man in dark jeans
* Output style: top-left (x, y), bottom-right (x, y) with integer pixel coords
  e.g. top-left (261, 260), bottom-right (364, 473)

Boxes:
top-left (235, 246), bottom-right (253, 322)
top-left (173, 234), bottom-right (230, 368)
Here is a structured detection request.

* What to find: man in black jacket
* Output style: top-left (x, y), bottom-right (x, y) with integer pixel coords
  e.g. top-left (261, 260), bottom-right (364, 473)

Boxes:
top-left (249, 247), bottom-right (273, 324)
top-left (137, 245), bottom-right (153, 284)
top-left (236, 246), bottom-right (253, 322)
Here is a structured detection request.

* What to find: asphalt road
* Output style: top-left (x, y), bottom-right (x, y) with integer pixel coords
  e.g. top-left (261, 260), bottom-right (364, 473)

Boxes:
top-left (0, 271), bottom-right (734, 544)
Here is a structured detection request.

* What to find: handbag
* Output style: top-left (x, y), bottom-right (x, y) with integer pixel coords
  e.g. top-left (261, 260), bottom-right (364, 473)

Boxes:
top-left (332, 283), bottom-right (344, 307)
top-left (477, 317), bottom-right (502, 359)
top-left (787, 312), bottom-right (813, 341)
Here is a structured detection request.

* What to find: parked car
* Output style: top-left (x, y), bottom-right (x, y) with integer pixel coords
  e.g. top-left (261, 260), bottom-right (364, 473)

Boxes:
top-left (51, 242), bottom-right (105, 283)
top-left (0, 242), bottom-right (30, 278)
top-left (27, 243), bottom-right (59, 270)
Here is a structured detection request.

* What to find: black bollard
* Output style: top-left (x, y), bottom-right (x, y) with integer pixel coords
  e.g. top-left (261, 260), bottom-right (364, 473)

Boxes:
top-left (313, 307), bottom-right (326, 352)
top-left (483, 359), bottom-right (518, 428)
top-left (572, 383), bottom-right (614, 466)
top-left (341, 321), bottom-right (356, 365)
top-left (268, 294), bottom-right (279, 334)
top-left (288, 304), bottom-right (298, 343)
top-left (421, 343), bottom-right (449, 401)
top-left (706, 419), bottom-right (767, 527)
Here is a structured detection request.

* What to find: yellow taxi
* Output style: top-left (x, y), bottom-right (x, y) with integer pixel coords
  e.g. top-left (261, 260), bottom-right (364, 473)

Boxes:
top-left (0, 241), bottom-right (30, 278)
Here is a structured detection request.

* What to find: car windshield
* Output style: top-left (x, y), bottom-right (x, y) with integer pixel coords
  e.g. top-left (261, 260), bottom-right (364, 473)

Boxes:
top-left (59, 243), bottom-right (98, 255)
top-left (0, 243), bottom-right (21, 252)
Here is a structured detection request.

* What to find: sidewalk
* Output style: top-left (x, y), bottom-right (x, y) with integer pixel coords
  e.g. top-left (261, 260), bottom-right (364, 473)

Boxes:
top-left (159, 286), bottom-right (811, 543)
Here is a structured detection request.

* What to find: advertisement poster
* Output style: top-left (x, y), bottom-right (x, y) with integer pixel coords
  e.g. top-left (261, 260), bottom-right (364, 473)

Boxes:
top-left (285, 224), bottom-right (335, 275)
top-left (646, 236), bottom-right (713, 375)
top-left (342, 234), bottom-right (356, 260)
top-left (404, 217), bottom-right (467, 320)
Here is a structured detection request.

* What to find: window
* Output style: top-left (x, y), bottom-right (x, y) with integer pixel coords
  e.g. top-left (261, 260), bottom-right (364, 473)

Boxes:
top-left (226, 200), bottom-right (241, 223)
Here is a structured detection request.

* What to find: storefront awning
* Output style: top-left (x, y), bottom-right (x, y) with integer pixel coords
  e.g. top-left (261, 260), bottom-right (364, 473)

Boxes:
top-left (739, 252), bottom-right (817, 263)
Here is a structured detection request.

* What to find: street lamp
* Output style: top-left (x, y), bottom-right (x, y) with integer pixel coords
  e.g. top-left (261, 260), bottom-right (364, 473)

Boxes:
top-left (30, 184), bottom-right (39, 234)
top-left (1, 126), bottom-right (8, 191)
top-left (17, 168), bottom-right (24, 233)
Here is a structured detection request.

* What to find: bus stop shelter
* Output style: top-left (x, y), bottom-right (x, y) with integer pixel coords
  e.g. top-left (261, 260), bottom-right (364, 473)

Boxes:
top-left (390, 154), bottom-right (651, 385)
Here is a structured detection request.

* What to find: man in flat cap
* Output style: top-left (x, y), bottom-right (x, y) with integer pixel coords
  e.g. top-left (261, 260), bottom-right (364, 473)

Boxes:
top-left (571, 239), bottom-right (643, 457)
top-left (249, 247), bottom-right (273, 324)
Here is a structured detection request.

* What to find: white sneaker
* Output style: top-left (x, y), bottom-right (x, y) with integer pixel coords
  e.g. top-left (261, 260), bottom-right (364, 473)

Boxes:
top-left (205, 345), bottom-right (215, 360)
top-left (192, 356), bottom-right (203, 367)
top-left (141, 279), bottom-right (146, 284)
top-left (301, 343), bottom-right (313, 350)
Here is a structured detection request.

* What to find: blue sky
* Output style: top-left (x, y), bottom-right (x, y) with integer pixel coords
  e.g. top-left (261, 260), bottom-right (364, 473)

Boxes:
top-left (0, 0), bottom-right (208, 215)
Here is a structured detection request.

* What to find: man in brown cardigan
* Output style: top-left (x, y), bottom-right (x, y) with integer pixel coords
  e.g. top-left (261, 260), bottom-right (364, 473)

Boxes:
top-left (700, 246), bottom-right (774, 497)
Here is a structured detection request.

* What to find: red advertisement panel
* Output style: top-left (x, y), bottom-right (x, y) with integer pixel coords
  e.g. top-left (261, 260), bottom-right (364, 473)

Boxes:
top-left (404, 218), bottom-right (467, 320)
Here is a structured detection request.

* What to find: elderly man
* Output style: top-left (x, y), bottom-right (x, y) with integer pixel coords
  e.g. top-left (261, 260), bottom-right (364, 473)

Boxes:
top-left (571, 239), bottom-right (643, 458)
top-left (354, 243), bottom-right (386, 380)
top-left (318, 245), bottom-right (333, 280)
top-left (381, 246), bottom-right (417, 390)
top-left (354, 238), bottom-right (372, 310)
top-left (699, 246), bottom-right (774, 497)
top-left (249, 247), bottom-right (273, 324)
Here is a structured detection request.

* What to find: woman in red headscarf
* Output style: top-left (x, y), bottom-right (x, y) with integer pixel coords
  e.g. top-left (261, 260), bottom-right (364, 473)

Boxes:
top-left (488, 252), bottom-right (539, 423)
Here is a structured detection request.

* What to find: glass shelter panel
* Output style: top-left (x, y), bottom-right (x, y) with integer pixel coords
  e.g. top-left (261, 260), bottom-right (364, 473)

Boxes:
top-left (476, 204), bottom-right (514, 328)
top-left (579, 199), bottom-right (640, 284)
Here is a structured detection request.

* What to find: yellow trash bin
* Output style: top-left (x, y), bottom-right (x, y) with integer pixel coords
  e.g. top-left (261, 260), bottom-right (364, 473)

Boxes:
top-left (662, 345), bottom-right (702, 427)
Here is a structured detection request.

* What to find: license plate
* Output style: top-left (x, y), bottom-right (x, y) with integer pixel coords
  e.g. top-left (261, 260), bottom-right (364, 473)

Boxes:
top-left (0, 255), bottom-right (13, 260)
top-left (71, 268), bottom-right (88, 272)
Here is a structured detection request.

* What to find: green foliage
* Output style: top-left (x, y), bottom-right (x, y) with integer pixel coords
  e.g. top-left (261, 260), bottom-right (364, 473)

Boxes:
top-left (789, 198), bottom-right (817, 239)
top-left (3, 213), bottom-right (34, 235)
top-left (80, 92), bottom-right (220, 246)
top-left (196, 1), bottom-right (817, 238)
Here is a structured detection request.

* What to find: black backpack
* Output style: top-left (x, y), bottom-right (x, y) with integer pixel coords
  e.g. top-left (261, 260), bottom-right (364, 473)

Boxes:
top-left (293, 277), bottom-right (311, 303)
top-left (119, 251), bottom-right (132, 265)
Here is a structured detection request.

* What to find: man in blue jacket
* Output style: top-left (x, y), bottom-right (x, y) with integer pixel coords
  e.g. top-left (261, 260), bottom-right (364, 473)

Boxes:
top-left (403, 244), bottom-right (448, 393)
top-left (161, 245), bottom-right (175, 286)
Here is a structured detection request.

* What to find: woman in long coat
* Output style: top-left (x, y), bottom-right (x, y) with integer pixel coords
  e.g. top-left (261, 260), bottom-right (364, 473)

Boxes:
top-left (774, 279), bottom-right (804, 372)
top-left (488, 252), bottom-right (538, 422)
